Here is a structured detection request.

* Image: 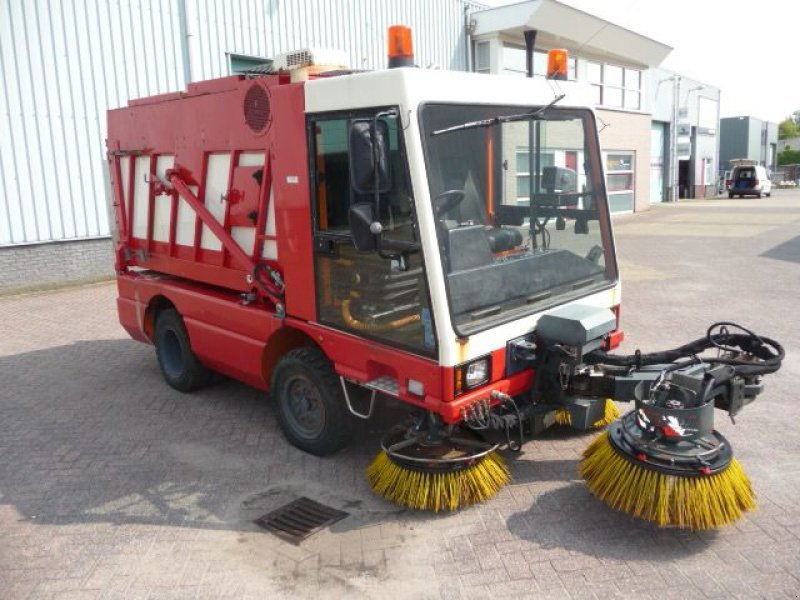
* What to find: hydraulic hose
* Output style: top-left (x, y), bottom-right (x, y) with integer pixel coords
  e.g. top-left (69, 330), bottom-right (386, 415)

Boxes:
top-left (587, 321), bottom-right (784, 377)
top-left (341, 299), bottom-right (420, 333)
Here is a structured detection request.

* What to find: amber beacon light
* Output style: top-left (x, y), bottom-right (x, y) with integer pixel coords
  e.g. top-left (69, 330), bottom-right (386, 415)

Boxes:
top-left (387, 25), bottom-right (414, 68)
top-left (547, 48), bottom-right (568, 80)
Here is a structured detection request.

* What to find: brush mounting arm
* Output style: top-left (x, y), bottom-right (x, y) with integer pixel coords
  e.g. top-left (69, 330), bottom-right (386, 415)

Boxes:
top-left (534, 315), bottom-right (782, 420)
top-left (567, 361), bottom-right (765, 419)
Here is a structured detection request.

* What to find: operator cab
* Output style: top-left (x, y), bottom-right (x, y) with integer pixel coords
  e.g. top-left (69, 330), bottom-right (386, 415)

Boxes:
top-left (305, 52), bottom-right (618, 365)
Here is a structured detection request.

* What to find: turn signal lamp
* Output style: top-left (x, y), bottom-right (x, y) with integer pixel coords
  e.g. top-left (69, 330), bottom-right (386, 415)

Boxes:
top-left (547, 48), bottom-right (568, 80)
top-left (388, 25), bottom-right (414, 68)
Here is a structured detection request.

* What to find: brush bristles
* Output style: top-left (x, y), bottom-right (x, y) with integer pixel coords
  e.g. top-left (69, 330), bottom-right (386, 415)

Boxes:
top-left (555, 399), bottom-right (621, 428)
top-left (580, 432), bottom-right (755, 530)
top-left (554, 407), bottom-right (572, 426)
top-left (366, 451), bottom-right (510, 512)
top-left (593, 399), bottom-right (621, 428)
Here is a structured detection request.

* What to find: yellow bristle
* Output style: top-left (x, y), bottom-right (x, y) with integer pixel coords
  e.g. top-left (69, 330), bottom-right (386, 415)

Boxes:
top-left (593, 399), bottom-right (621, 428)
top-left (554, 407), bottom-right (572, 426)
top-left (555, 399), bottom-right (620, 428)
top-left (579, 432), bottom-right (755, 530)
top-left (365, 451), bottom-right (511, 512)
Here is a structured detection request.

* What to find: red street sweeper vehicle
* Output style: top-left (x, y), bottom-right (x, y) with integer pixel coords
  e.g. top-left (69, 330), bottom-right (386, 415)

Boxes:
top-left (107, 27), bottom-right (783, 530)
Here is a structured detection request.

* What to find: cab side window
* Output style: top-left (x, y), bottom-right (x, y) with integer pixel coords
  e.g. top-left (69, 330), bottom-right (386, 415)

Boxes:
top-left (315, 119), bottom-right (351, 232)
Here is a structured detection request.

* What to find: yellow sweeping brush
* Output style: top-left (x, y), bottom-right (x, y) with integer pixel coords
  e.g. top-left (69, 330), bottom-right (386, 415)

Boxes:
top-left (366, 450), bottom-right (510, 512)
top-left (555, 399), bottom-right (621, 428)
top-left (580, 431), bottom-right (755, 530)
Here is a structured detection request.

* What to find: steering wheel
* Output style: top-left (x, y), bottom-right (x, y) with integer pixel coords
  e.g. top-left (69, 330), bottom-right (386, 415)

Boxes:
top-left (433, 190), bottom-right (465, 218)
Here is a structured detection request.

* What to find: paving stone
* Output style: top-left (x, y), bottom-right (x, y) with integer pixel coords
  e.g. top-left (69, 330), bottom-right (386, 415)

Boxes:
top-left (2, 196), bottom-right (800, 598)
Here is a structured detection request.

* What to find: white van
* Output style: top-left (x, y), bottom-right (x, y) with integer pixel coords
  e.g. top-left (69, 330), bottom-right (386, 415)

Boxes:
top-left (728, 161), bottom-right (771, 198)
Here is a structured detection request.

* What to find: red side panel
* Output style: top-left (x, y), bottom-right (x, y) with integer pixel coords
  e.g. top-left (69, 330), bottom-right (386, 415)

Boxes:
top-left (271, 85), bottom-right (316, 321)
top-left (107, 74), bottom-right (314, 319)
top-left (228, 166), bottom-right (262, 226)
top-left (117, 272), bottom-right (280, 390)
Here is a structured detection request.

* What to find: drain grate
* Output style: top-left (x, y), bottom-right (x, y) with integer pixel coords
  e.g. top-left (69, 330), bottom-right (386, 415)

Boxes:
top-left (254, 497), bottom-right (348, 544)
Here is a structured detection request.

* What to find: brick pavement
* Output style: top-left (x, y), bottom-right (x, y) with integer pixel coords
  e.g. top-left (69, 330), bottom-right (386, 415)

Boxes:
top-left (2, 192), bottom-right (800, 599)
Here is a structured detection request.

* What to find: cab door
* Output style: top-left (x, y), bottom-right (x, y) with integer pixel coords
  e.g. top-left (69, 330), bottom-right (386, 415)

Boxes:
top-left (308, 109), bottom-right (436, 356)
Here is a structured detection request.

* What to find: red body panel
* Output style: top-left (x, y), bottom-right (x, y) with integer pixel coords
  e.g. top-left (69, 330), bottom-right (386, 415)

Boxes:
top-left (107, 74), bottom-right (539, 425)
top-left (269, 84), bottom-right (316, 321)
top-left (116, 269), bottom-right (530, 423)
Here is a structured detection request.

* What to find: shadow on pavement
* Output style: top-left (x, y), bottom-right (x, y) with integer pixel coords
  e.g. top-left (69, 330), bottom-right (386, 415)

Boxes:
top-left (505, 482), bottom-right (716, 561)
top-left (0, 339), bottom-right (409, 535)
top-left (761, 234), bottom-right (800, 264)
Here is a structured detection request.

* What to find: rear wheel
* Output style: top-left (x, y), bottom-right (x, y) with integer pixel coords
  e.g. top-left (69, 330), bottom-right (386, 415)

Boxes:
top-left (270, 347), bottom-right (355, 456)
top-left (154, 308), bottom-right (214, 392)
top-left (757, 192), bottom-right (762, 198)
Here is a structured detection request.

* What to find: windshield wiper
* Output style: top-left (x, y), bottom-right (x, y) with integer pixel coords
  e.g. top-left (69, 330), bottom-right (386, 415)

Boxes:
top-left (431, 94), bottom-right (566, 137)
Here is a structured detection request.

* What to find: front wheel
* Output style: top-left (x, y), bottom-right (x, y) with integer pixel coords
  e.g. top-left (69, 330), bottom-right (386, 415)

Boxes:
top-left (270, 347), bottom-right (355, 456)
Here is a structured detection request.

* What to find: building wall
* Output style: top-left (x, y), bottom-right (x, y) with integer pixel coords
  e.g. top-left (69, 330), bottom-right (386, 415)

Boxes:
top-left (0, 0), bottom-right (186, 247)
top-left (596, 109), bottom-right (651, 213)
top-left (720, 116), bottom-right (778, 171)
top-left (747, 118), bottom-right (764, 161)
top-left (720, 117), bottom-right (750, 167)
top-left (765, 122), bottom-right (778, 170)
top-left (0, 0), bottom-right (479, 248)
top-left (646, 68), bottom-right (720, 199)
top-left (0, 0), bottom-right (481, 293)
top-left (0, 238), bottom-right (114, 295)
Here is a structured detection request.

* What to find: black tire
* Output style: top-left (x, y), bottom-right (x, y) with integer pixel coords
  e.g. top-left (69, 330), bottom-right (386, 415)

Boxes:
top-left (757, 192), bottom-right (762, 199)
top-left (270, 347), bottom-right (355, 456)
top-left (728, 191), bottom-right (733, 199)
top-left (154, 308), bottom-right (213, 392)
top-left (766, 192), bottom-right (772, 197)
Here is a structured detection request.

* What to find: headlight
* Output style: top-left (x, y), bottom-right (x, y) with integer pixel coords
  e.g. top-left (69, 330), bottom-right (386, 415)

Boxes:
top-left (454, 356), bottom-right (491, 395)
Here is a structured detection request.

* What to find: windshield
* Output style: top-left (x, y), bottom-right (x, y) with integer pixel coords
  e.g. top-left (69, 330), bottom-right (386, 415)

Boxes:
top-left (420, 103), bottom-right (616, 334)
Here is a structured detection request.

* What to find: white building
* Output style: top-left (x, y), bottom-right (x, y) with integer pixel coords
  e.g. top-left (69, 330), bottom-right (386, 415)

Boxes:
top-left (0, 0), bottom-right (720, 292)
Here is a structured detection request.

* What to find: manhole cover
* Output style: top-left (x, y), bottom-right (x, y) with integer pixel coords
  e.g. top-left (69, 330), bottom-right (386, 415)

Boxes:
top-left (254, 497), bottom-right (348, 544)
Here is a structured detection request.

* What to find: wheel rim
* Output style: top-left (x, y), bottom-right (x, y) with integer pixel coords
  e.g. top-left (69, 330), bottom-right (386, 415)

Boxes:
top-left (284, 375), bottom-right (325, 439)
top-left (160, 329), bottom-right (185, 379)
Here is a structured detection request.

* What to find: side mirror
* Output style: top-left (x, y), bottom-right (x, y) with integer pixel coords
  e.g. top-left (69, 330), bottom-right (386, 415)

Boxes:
top-left (349, 203), bottom-right (380, 251)
top-left (349, 119), bottom-right (391, 194)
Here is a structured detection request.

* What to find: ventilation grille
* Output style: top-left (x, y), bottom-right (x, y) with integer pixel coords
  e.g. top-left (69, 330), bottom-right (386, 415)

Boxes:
top-left (281, 49), bottom-right (313, 69)
top-left (254, 497), bottom-right (348, 544)
top-left (244, 83), bottom-right (270, 134)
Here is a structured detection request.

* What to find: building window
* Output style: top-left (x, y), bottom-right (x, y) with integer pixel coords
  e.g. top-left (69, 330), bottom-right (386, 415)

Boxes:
top-left (515, 149), bottom-right (555, 202)
top-left (501, 45), bottom-right (576, 80)
top-left (474, 41), bottom-right (490, 74)
top-left (624, 69), bottom-right (641, 109)
top-left (588, 62), bottom-right (641, 110)
top-left (605, 152), bottom-right (635, 213)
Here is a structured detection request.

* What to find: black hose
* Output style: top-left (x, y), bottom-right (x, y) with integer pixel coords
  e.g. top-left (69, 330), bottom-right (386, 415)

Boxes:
top-left (587, 321), bottom-right (784, 377)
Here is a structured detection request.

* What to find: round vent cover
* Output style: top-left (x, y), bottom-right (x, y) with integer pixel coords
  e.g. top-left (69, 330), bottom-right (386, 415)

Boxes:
top-left (243, 83), bottom-right (271, 134)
